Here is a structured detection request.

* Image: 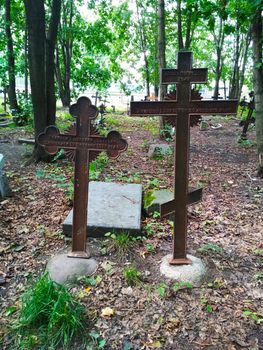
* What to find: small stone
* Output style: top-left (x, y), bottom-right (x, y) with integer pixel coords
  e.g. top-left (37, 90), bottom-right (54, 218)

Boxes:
top-left (121, 287), bottom-right (133, 295)
top-left (46, 253), bottom-right (98, 284)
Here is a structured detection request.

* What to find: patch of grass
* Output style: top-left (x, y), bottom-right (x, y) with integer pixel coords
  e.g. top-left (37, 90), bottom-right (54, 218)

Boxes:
top-left (12, 273), bottom-right (88, 349)
top-left (172, 281), bottom-right (193, 293)
top-left (198, 243), bottom-right (224, 254)
top-left (123, 266), bottom-right (142, 286)
top-left (104, 232), bottom-right (134, 255)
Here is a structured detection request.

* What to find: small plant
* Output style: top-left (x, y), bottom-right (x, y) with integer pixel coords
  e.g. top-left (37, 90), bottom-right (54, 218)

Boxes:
top-left (255, 272), bottom-right (263, 281)
top-left (144, 190), bottom-right (156, 209)
top-left (198, 243), bottom-right (224, 254)
top-left (145, 242), bottom-right (156, 253)
top-left (12, 273), bottom-right (87, 349)
top-left (207, 278), bottom-right (226, 289)
top-left (156, 282), bottom-right (168, 298)
top-left (243, 310), bottom-right (263, 325)
top-left (123, 266), bottom-right (142, 286)
top-left (104, 232), bottom-right (134, 255)
top-left (201, 296), bottom-right (214, 313)
top-left (172, 281), bottom-right (193, 293)
top-left (160, 123), bottom-right (175, 141)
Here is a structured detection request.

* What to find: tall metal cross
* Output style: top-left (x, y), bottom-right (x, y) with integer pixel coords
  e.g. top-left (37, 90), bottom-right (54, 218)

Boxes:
top-left (38, 97), bottom-right (127, 258)
top-left (130, 51), bottom-right (238, 265)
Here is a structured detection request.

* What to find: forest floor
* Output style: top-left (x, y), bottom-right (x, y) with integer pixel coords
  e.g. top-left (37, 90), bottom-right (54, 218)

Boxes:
top-left (0, 113), bottom-right (262, 350)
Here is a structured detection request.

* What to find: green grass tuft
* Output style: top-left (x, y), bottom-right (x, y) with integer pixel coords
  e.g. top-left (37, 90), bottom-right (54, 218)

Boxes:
top-left (12, 273), bottom-right (87, 349)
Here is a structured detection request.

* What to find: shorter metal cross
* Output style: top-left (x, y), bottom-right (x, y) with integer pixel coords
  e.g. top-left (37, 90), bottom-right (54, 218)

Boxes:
top-left (38, 97), bottom-right (127, 258)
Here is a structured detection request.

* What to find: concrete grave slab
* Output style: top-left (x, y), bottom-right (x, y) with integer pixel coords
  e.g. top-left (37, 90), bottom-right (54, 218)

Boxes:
top-left (63, 181), bottom-right (142, 237)
top-left (0, 154), bottom-right (11, 198)
top-left (160, 254), bottom-right (206, 283)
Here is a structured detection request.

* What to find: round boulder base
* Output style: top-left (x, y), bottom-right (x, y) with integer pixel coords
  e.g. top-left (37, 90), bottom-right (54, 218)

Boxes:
top-left (46, 253), bottom-right (98, 285)
top-left (160, 254), bottom-right (206, 284)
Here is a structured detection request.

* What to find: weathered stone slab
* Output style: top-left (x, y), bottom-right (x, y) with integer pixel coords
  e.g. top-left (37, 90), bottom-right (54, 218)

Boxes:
top-left (0, 154), bottom-right (11, 198)
top-left (63, 181), bottom-right (142, 237)
top-left (148, 144), bottom-right (173, 159)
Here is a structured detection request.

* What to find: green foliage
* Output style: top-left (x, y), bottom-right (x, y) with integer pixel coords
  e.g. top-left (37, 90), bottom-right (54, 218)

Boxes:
top-left (243, 310), bottom-right (263, 325)
top-left (89, 153), bottom-right (109, 181)
top-left (143, 190), bottom-right (156, 209)
top-left (198, 243), bottom-right (224, 254)
top-left (201, 296), bottom-right (214, 313)
top-left (123, 266), bottom-right (142, 286)
top-left (104, 231), bottom-right (134, 255)
top-left (172, 281), bottom-right (193, 293)
top-left (12, 273), bottom-right (87, 349)
top-left (207, 278), bottom-right (226, 289)
top-left (12, 92), bottom-right (33, 127)
top-left (160, 124), bottom-right (175, 142)
top-left (156, 282), bottom-right (168, 298)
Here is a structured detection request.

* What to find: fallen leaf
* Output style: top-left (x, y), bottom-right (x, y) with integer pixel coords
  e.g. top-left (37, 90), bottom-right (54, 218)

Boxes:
top-left (101, 307), bottom-right (115, 318)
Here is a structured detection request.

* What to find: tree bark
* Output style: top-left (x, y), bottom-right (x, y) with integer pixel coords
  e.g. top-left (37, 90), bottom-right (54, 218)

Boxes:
top-left (229, 22), bottom-right (240, 99)
top-left (212, 18), bottom-right (224, 100)
top-left (5, 0), bottom-right (18, 110)
top-left (238, 30), bottom-right (251, 100)
top-left (177, 0), bottom-right (184, 50)
top-left (158, 0), bottom-right (166, 133)
top-left (252, 7), bottom-right (263, 177)
top-left (46, 0), bottom-right (61, 124)
top-left (24, 0), bottom-right (47, 142)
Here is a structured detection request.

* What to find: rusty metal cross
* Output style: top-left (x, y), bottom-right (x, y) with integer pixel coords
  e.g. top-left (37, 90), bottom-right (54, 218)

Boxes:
top-left (38, 97), bottom-right (127, 258)
top-left (130, 51), bottom-right (238, 265)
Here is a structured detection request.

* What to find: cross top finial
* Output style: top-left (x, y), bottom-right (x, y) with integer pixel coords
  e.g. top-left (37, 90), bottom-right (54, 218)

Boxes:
top-left (177, 51), bottom-right (193, 71)
top-left (69, 96), bottom-right (98, 120)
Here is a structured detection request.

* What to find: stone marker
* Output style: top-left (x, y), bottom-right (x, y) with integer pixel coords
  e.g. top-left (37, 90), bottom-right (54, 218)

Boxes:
top-left (63, 181), bottom-right (142, 237)
top-left (0, 154), bottom-right (11, 198)
top-left (130, 51), bottom-right (238, 265)
top-left (148, 144), bottom-right (173, 159)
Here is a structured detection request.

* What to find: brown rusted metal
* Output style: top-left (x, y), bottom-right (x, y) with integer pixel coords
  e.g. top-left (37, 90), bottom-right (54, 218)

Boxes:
top-left (38, 96), bottom-right (127, 258)
top-left (160, 187), bottom-right (202, 217)
top-left (130, 51), bottom-right (238, 265)
top-left (164, 89), bottom-right (202, 127)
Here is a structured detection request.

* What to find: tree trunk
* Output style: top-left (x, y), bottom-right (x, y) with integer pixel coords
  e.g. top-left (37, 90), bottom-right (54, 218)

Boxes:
top-left (229, 22), bottom-right (240, 99)
top-left (252, 7), bottom-right (263, 177)
top-left (24, 28), bottom-right (29, 99)
top-left (238, 30), bottom-right (251, 100)
top-left (24, 0), bottom-right (47, 143)
top-left (46, 0), bottom-right (61, 125)
top-left (212, 18), bottom-right (224, 100)
top-left (158, 0), bottom-right (166, 133)
top-left (5, 0), bottom-right (18, 110)
top-left (177, 0), bottom-right (184, 50)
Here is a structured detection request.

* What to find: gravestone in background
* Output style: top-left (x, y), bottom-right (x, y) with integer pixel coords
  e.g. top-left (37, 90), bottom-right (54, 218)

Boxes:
top-left (0, 154), bottom-right (11, 198)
